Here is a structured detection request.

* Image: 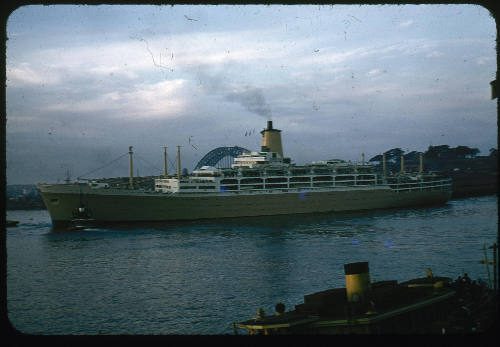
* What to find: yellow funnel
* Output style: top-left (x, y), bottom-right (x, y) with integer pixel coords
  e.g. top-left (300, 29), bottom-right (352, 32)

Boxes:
top-left (344, 262), bottom-right (371, 303)
top-left (260, 121), bottom-right (283, 157)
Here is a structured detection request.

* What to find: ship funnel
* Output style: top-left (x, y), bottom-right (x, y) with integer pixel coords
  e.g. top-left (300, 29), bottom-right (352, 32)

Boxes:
top-left (344, 262), bottom-right (371, 303)
top-left (260, 120), bottom-right (283, 157)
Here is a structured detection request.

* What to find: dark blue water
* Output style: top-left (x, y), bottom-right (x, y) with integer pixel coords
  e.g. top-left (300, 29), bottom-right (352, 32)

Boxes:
top-left (6, 195), bottom-right (498, 334)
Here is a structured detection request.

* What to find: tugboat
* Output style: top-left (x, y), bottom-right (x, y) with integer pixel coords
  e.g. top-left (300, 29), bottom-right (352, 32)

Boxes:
top-left (66, 206), bottom-right (95, 231)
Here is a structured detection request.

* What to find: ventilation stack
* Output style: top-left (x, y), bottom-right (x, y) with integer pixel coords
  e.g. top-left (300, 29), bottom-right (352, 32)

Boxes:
top-left (260, 120), bottom-right (283, 157)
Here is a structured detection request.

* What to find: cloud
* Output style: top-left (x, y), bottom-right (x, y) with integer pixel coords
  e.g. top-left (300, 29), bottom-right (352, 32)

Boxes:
top-left (8, 28), bottom-right (295, 91)
top-left (399, 20), bottom-right (414, 27)
top-left (44, 79), bottom-right (189, 119)
top-left (367, 68), bottom-right (381, 76)
top-left (88, 65), bottom-right (139, 79)
top-left (7, 42), bottom-right (146, 89)
top-left (426, 50), bottom-right (444, 58)
top-left (476, 56), bottom-right (493, 65)
top-left (129, 30), bottom-right (288, 70)
top-left (297, 47), bottom-right (365, 66)
top-left (295, 40), bottom-right (428, 69)
top-left (7, 62), bottom-right (61, 86)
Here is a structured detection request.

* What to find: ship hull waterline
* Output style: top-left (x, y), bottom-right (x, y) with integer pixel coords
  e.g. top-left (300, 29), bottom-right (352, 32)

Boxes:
top-left (38, 184), bottom-right (452, 228)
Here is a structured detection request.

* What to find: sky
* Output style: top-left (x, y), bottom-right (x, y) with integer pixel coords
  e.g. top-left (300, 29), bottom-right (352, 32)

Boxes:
top-left (5, 4), bottom-right (497, 184)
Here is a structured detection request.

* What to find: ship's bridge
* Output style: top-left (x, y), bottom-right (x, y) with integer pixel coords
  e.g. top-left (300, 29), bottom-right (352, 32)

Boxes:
top-left (231, 151), bottom-right (284, 168)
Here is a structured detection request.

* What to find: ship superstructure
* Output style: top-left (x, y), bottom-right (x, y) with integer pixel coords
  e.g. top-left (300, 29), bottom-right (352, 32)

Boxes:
top-left (37, 121), bottom-right (452, 227)
top-left (154, 121), bottom-right (450, 195)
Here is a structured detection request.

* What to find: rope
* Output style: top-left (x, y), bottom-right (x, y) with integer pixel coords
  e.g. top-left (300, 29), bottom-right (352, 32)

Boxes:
top-left (77, 152), bottom-right (129, 179)
top-left (135, 154), bottom-right (163, 174)
top-left (164, 156), bottom-right (178, 172)
top-left (168, 157), bottom-right (177, 170)
top-left (76, 150), bottom-right (182, 180)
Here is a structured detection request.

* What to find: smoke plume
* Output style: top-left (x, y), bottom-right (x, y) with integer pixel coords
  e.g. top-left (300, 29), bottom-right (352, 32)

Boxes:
top-left (196, 66), bottom-right (272, 120)
top-left (224, 87), bottom-right (272, 120)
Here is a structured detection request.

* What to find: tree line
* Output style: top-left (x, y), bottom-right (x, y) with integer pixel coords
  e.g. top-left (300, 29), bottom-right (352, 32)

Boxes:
top-left (368, 145), bottom-right (497, 173)
top-left (369, 145), bottom-right (497, 162)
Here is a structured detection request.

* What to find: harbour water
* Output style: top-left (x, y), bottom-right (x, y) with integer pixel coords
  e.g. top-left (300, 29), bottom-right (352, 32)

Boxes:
top-left (6, 195), bottom-right (498, 335)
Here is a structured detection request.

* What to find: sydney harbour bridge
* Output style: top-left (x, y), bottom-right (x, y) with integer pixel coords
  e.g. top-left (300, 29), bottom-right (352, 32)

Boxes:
top-left (193, 146), bottom-right (250, 170)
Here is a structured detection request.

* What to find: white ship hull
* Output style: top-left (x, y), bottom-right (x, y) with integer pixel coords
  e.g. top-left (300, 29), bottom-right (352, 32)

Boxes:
top-left (38, 183), bottom-right (451, 227)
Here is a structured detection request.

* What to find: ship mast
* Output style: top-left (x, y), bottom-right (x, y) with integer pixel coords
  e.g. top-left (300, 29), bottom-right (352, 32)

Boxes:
top-left (419, 152), bottom-right (423, 174)
top-left (163, 146), bottom-right (168, 177)
top-left (177, 145), bottom-right (181, 179)
top-left (129, 146), bottom-right (134, 189)
top-left (382, 153), bottom-right (387, 177)
top-left (65, 169), bottom-right (71, 184)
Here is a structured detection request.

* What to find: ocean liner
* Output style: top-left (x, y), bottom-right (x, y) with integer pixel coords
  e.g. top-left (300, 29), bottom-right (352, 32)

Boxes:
top-left (37, 121), bottom-right (452, 227)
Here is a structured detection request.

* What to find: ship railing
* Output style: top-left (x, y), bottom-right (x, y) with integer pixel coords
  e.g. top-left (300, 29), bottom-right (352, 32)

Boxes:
top-left (217, 184), bottom-right (389, 195)
top-left (289, 171), bottom-right (311, 176)
top-left (181, 175), bottom-right (461, 194)
top-left (213, 176), bottom-right (450, 194)
top-left (388, 178), bottom-right (452, 192)
top-left (390, 181), bottom-right (452, 188)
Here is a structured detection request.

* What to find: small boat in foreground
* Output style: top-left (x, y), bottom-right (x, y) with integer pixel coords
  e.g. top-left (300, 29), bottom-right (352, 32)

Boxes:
top-left (7, 220), bottom-right (19, 227)
top-left (234, 261), bottom-right (497, 334)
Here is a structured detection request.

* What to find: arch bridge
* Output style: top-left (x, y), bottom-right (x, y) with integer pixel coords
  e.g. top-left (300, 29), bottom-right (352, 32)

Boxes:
top-left (194, 146), bottom-right (250, 170)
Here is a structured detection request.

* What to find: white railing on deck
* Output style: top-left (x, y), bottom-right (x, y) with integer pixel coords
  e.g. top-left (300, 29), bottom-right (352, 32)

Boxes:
top-left (388, 178), bottom-right (452, 192)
